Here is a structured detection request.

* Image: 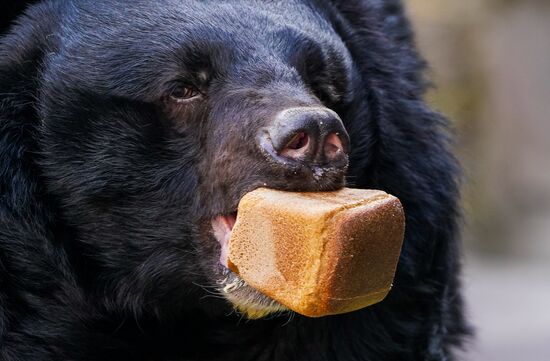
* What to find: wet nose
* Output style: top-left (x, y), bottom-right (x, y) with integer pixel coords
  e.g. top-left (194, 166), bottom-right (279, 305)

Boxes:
top-left (259, 107), bottom-right (350, 168)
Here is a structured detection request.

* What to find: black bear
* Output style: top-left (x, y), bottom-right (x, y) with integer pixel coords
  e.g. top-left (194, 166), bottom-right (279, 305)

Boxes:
top-left (0, 0), bottom-right (469, 360)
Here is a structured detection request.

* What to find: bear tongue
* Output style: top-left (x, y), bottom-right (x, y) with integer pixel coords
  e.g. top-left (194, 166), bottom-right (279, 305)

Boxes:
top-left (211, 214), bottom-right (237, 267)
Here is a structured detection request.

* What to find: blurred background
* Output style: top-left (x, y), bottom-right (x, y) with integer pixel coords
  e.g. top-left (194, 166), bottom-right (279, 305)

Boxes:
top-left (407, 0), bottom-right (550, 360)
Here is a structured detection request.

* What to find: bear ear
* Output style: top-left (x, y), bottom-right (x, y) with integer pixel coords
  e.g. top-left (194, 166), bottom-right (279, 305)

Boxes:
top-left (0, 3), bottom-right (57, 222)
top-left (327, 0), bottom-right (415, 47)
top-left (0, 1), bottom-right (42, 35)
top-left (376, 0), bottom-right (416, 46)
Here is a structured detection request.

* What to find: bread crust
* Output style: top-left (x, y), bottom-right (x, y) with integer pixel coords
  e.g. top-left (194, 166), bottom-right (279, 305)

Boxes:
top-left (227, 188), bottom-right (405, 317)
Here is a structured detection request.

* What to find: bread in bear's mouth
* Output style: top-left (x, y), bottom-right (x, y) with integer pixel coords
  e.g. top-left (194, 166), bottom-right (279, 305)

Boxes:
top-left (211, 187), bottom-right (405, 317)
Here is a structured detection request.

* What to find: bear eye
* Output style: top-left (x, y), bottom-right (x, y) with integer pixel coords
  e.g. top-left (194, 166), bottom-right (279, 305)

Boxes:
top-left (169, 86), bottom-right (201, 102)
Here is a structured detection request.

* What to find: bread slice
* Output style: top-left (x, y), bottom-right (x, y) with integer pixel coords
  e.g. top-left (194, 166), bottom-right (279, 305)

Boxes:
top-left (226, 188), bottom-right (405, 317)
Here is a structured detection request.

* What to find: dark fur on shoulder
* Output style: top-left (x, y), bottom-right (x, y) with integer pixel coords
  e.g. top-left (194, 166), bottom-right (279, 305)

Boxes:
top-left (0, 1), bottom-right (470, 360)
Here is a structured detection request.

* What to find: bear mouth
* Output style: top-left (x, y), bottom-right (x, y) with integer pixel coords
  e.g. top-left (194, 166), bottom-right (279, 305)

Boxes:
top-left (211, 212), bottom-right (289, 318)
top-left (211, 213), bottom-right (236, 268)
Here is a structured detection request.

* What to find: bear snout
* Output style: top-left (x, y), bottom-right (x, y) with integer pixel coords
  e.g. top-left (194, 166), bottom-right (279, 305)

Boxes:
top-left (258, 107), bottom-right (350, 171)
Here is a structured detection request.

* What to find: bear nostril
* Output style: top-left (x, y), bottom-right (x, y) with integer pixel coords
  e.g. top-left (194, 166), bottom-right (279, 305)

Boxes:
top-left (324, 132), bottom-right (345, 161)
top-left (280, 132), bottom-right (310, 158)
top-left (286, 132), bottom-right (309, 150)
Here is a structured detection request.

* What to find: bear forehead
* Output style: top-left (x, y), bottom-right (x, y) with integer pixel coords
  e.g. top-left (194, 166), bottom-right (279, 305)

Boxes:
top-left (42, 0), bottom-right (352, 102)
top-left (60, 0), bottom-right (337, 46)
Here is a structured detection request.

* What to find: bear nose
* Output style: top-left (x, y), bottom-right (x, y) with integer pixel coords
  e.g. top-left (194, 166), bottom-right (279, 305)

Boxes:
top-left (260, 107), bottom-right (350, 168)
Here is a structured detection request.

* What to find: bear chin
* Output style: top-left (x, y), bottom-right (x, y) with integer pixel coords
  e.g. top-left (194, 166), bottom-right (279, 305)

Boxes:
top-left (215, 268), bottom-right (289, 319)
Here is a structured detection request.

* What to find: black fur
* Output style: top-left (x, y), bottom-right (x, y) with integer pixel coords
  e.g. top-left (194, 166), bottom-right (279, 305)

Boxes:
top-left (0, 1), bottom-right (469, 360)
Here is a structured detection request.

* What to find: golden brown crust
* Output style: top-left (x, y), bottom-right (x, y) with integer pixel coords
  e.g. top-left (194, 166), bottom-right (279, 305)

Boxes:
top-left (227, 188), bottom-right (405, 317)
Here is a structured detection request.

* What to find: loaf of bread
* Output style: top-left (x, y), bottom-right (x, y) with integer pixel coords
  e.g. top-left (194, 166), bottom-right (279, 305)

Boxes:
top-left (226, 188), bottom-right (405, 317)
